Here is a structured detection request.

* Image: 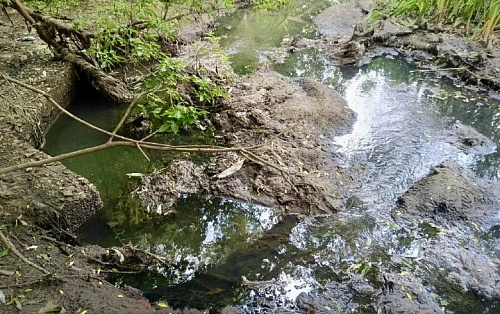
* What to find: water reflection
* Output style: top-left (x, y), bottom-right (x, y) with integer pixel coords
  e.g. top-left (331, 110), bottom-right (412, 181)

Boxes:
top-left (335, 58), bottom-right (499, 207)
top-left (43, 1), bottom-right (500, 310)
top-left (273, 48), bottom-right (343, 86)
top-left (96, 195), bottom-right (281, 285)
top-left (216, 0), bottom-right (338, 75)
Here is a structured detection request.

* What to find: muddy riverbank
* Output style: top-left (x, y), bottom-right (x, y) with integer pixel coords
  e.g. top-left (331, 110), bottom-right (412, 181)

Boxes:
top-left (0, 5), bottom-right (227, 313)
top-left (312, 0), bottom-right (500, 94)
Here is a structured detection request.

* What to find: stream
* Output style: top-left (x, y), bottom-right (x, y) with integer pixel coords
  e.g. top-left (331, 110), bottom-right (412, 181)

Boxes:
top-left (44, 0), bottom-right (500, 312)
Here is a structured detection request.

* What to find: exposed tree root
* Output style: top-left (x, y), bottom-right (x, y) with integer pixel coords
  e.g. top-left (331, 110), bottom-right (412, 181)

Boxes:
top-left (7, 0), bottom-right (133, 103)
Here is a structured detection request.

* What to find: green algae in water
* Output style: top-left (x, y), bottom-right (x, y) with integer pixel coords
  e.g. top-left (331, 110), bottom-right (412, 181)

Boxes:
top-left (44, 95), bottom-right (154, 201)
top-left (44, 89), bottom-right (216, 231)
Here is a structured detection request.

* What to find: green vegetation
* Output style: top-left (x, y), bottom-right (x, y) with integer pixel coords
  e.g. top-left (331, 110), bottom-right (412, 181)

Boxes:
top-left (4, 0), bottom-right (233, 134)
top-left (2, 0), bottom-right (295, 134)
top-left (83, 0), bottom-right (232, 133)
top-left (380, 0), bottom-right (500, 44)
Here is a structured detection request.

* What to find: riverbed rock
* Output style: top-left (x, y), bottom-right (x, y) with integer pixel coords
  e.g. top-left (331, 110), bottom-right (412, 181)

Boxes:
top-left (445, 121), bottom-right (497, 155)
top-left (297, 281), bottom-right (356, 313)
top-left (395, 160), bottom-right (500, 228)
top-left (314, 1), bottom-right (371, 38)
top-left (426, 245), bottom-right (500, 298)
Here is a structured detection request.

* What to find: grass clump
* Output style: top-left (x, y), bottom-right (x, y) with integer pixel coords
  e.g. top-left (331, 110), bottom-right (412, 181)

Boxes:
top-left (385, 0), bottom-right (499, 45)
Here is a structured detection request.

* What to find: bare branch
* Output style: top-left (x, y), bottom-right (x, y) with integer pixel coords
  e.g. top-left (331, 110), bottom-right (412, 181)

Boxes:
top-left (0, 74), bottom-right (282, 179)
top-left (108, 92), bottom-right (146, 143)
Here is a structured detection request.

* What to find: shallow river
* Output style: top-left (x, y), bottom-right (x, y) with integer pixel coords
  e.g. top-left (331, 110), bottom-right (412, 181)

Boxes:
top-left (44, 0), bottom-right (500, 312)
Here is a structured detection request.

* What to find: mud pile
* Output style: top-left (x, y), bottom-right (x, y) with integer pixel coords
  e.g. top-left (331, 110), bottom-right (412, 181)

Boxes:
top-left (136, 69), bottom-right (360, 215)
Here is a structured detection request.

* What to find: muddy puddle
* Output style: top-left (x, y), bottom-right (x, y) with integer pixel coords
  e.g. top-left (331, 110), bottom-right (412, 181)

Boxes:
top-left (44, 0), bottom-right (500, 312)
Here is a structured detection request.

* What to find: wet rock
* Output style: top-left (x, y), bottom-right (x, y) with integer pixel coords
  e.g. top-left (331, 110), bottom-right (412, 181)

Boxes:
top-left (395, 160), bottom-right (499, 227)
top-left (287, 35), bottom-right (319, 53)
top-left (351, 282), bottom-right (375, 295)
top-left (297, 281), bottom-right (357, 313)
top-left (375, 273), bottom-right (442, 314)
top-left (221, 306), bottom-right (245, 314)
top-left (345, 195), bottom-right (363, 209)
top-left (445, 121), bottom-right (496, 155)
top-left (314, 1), bottom-right (369, 37)
top-left (427, 246), bottom-right (500, 298)
top-left (373, 18), bottom-right (413, 42)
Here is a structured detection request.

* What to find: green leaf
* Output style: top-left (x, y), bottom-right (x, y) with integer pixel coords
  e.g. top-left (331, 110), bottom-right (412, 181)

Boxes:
top-left (0, 247), bottom-right (10, 258)
top-left (158, 123), bottom-right (170, 133)
top-left (170, 122), bottom-right (179, 134)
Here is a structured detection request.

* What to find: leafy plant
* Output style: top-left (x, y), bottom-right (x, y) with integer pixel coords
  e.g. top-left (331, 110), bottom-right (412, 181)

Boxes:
top-left (185, 75), bottom-right (228, 104)
top-left (135, 52), bottom-right (228, 134)
top-left (158, 105), bottom-right (207, 133)
top-left (16, 0), bottom-right (233, 133)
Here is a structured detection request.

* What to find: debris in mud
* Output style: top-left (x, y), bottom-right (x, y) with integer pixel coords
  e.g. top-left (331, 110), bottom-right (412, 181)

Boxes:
top-left (136, 160), bottom-right (208, 214)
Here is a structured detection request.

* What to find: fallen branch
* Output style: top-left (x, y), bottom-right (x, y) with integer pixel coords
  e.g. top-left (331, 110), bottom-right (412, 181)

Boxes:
top-left (0, 73), bottom-right (270, 176)
top-left (0, 276), bottom-right (56, 289)
top-left (2, 73), bottom-right (258, 149)
top-left (0, 141), bottom-right (264, 175)
top-left (108, 92), bottom-right (147, 143)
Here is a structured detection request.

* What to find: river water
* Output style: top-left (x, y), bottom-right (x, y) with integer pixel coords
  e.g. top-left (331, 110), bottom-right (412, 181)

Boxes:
top-left (44, 0), bottom-right (500, 312)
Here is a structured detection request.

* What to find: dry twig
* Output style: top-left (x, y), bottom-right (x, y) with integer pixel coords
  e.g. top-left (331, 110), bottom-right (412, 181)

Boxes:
top-left (0, 230), bottom-right (50, 275)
